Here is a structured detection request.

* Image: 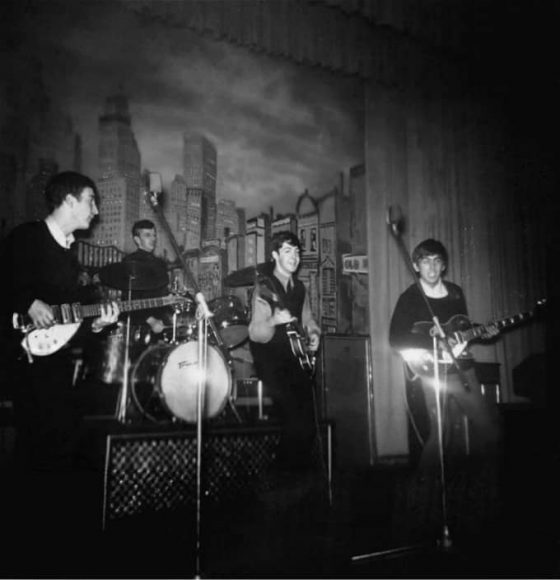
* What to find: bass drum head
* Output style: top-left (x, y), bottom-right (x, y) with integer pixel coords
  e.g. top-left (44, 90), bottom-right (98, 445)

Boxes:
top-left (160, 341), bottom-right (231, 423)
top-left (131, 343), bottom-right (172, 423)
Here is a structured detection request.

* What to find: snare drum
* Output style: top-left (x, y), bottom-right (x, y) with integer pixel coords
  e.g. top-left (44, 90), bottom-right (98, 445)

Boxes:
top-left (208, 295), bottom-right (248, 349)
top-left (131, 341), bottom-right (232, 423)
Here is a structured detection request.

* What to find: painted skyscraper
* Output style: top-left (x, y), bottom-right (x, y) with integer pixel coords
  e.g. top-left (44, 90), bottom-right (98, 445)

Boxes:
top-left (182, 133), bottom-right (217, 241)
top-left (92, 94), bottom-right (142, 253)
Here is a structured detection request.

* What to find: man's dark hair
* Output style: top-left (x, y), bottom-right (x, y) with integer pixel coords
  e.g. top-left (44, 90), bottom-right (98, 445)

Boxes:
top-left (412, 238), bottom-right (448, 265)
top-left (45, 171), bottom-right (98, 212)
top-left (132, 219), bottom-right (156, 237)
top-left (271, 231), bottom-right (301, 254)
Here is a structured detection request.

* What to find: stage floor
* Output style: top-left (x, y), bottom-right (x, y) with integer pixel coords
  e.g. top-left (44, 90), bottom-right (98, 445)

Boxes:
top-left (0, 403), bottom-right (557, 578)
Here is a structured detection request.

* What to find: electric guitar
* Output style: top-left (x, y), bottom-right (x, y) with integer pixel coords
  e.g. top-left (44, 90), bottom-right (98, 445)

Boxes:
top-left (401, 298), bottom-right (546, 379)
top-left (256, 276), bottom-right (317, 375)
top-left (12, 295), bottom-right (189, 357)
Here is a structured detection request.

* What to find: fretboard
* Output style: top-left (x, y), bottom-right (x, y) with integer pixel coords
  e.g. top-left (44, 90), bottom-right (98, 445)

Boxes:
top-left (457, 309), bottom-right (538, 343)
top-left (15, 295), bottom-right (183, 329)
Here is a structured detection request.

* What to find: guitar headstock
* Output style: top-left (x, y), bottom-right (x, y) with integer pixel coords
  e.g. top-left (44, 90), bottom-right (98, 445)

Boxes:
top-left (534, 298), bottom-right (547, 318)
top-left (146, 189), bottom-right (161, 210)
top-left (145, 172), bottom-right (163, 211)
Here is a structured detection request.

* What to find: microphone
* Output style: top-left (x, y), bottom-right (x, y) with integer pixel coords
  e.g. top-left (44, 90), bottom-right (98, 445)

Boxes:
top-left (386, 204), bottom-right (404, 236)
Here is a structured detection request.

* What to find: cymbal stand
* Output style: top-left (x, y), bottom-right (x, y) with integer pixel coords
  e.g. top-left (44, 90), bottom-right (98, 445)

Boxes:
top-left (116, 279), bottom-right (134, 422)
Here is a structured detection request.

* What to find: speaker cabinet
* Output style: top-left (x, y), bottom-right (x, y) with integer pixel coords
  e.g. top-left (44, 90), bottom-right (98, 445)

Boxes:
top-left (102, 422), bottom-right (334, 529)
top-left (321, 335), bottom-right (376, 469)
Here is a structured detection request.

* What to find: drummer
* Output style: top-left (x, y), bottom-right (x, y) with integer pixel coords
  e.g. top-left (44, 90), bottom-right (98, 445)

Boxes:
top-left (121, 219), bottom-right (171, 337)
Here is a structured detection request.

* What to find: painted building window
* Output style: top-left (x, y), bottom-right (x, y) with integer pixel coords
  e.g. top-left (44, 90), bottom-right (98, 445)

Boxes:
top-left (322, 267), bottom-right (335, 294)
top-left (299, 228), bottom-right (306, 250)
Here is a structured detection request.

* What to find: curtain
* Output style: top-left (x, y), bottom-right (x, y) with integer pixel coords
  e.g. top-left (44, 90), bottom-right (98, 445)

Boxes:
top-left (364, 82), bottom-right (547, 457)
top-left (129, 0), bottom-right (464, 90)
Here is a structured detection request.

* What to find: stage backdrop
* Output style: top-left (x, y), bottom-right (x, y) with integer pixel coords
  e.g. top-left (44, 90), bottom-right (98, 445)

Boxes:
top-left (3, 1), bottom-right (549, 459)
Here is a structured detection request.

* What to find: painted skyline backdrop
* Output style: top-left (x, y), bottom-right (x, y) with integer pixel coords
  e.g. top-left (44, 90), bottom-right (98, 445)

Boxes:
top-left (6, 0), bottom-right (364, 218)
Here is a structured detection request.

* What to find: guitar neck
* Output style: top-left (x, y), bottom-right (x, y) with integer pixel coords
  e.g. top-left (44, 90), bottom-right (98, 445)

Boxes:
top-left (457, 309), bottom-right (537, 343)
top-left (15, 296), bottom-right (178, 329)
top-left (80, 296), bottom-right (175, 319)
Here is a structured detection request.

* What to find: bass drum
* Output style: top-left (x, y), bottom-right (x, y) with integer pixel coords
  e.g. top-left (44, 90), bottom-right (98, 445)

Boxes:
top-left (131, 341), bottom-right (231, 423)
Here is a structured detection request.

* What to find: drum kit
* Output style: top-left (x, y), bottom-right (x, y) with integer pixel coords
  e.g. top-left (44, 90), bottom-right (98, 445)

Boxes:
top-left (95, 259), bottom-right (251, 424)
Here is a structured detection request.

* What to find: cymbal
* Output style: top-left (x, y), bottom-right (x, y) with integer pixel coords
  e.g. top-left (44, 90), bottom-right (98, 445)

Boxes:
top-left (223, 262), bottom-right (271, 288)
top-left (99, 260), bottom-right (168, 291)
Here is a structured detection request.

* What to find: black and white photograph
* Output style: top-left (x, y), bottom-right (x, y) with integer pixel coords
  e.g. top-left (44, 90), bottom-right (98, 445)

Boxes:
top-left (0, 1), bottom-right (555, 577)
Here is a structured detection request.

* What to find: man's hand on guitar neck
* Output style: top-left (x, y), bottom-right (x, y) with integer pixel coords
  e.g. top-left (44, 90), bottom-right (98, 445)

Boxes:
top-left (479, 323), bottom-right (499, 341)
top-left (90, 302), bottom-right (120, 333)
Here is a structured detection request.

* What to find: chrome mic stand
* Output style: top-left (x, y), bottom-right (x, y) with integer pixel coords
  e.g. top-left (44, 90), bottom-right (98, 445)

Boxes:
top-left (116, 277), bottom-right (134, 422)
top-left (193, 294), bottom-right (213, 579)
top-left (352, 206), bottom-right (458, 566)
top-left (431, 331), bottom-right (452, 549)
top-left (145, 173), bottom-right (232, 578)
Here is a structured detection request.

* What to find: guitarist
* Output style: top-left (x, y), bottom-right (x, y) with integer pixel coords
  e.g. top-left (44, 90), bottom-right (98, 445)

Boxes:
top-left (389, 238), bottom-right (502, 470)
top-left (248, 231), bottom-right (321, 491)
top-left (0, 172), bottom-right (120, 486)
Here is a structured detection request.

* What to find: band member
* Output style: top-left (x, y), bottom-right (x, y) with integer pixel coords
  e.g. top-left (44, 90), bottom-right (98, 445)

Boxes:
top-left (248, 231), bottom-right (321, 481)
top-left (121, 219), bottom-right (170, 335)
top-left (0, 171), bottom-right (120, 474)
top-left (389, 238), bottom-right (502, 469)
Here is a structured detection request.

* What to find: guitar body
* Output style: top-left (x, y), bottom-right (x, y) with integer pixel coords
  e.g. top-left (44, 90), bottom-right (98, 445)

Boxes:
top-left (402, 300), bottom-right (546, 379)
top-left (12, 295), bottom-right (189, 358)
top-left (286, 324), bottom-right (315, 374)
top-left (412, 314), bottom-right (474, 338)
top-left (21, 323), bottom-right (82, 356)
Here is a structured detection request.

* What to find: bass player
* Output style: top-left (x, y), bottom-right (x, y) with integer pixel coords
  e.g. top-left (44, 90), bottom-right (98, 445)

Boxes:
top-left (248, 231), bottom-right (321, 492)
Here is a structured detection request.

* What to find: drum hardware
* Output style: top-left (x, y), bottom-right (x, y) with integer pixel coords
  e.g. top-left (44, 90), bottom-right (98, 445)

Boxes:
top-left (234, 378), bottom-right (272, 421)
top-left (98, 260), bottom-right (169, 292)
top-left (116, 284), bottom-right (135, 423)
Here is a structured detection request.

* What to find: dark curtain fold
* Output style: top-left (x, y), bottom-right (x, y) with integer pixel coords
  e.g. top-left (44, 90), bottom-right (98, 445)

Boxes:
top-left (130, 0), bottom-right (466, 91)
top-left (365, 84), bottom-right (547, 456)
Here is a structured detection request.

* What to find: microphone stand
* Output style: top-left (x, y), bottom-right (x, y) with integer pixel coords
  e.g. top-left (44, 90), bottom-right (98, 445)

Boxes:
top-left (116, 278), bottom-right (134, 422)
top-left (387, 207), bottom-right (456, 549)
top-left (145, 183), bottom-right (237, 578)
top-left (352, 207), bottom-right (456, 568)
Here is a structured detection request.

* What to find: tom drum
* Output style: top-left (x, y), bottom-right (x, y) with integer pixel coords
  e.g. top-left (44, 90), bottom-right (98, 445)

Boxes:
top-left (208, 295), bottom-right (248, 349)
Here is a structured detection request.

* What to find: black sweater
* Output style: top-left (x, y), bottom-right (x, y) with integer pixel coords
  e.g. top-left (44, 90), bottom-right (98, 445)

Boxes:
top-left (389, 281), bottom-right (469, 352)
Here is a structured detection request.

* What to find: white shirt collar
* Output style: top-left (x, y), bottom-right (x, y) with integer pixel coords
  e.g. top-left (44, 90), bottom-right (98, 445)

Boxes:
top-left (45, 216), bottom-right (75, 249)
